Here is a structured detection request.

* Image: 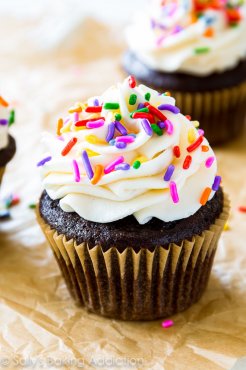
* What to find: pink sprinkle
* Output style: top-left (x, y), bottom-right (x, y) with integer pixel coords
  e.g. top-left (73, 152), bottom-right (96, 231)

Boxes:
top-left (72, 159), bottom-right (80, 182)
top-left (162, 319), bottom-right (174, 329)
top-left (115, 136), bottom-right (135, 144)
top-left (73, 112), bottom-right (79, 123)
top-left (165, 120), bottom-right (174, 135)
top-left (57, 135), bottom-right (64, 141)
top-left (169, 181), bottom-right (179, 203)
top-left (205, 156), bottom-right (215, 168)
top-left (86, 119), bottom-right (105, 129)
top-left (198, 129), bottom-right (204, 136)
top-left (104, 156), bottom-right (124, 174)
top-left (64, 117), bottom-right (70, 125)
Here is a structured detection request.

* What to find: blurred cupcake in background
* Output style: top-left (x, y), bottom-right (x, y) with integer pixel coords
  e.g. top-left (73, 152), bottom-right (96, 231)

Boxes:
top-left (0, 96), bottom-right (16, 187)
top-left (123, 0), bottom-right (246, 144)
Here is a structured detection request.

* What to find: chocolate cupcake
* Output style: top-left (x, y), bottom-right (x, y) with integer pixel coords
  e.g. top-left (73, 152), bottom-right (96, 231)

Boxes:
top-left (0, 96), bottom-right (16, 186)
top-left (123, 0), bottom-right (246, 145)
top-left (37, 77), bottom-right (229, 320)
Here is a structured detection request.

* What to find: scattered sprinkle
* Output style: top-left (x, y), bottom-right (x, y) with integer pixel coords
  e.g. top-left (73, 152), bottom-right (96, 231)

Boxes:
top-left (115, 141), bottom-right (127, 149)
top-left (158, 104), bottom-right (180, 114)
top-left (224, 222), bottom-right (230, 231)
top-left (212, 175), bottom-right (221, 191)
top-left (56, 118), bottom-right (63, 136)
top-left (187, 135), bottom-right (204, 152)
top-left (37, 156), bottom-right (52, 167)
top-left (128, 75), bottom-right (136, 88)
top-left (91, 164), bottom-right (103, 185)
top-left (115, 113), bottom-right (122, 121)
top-left (106, 122), bottom-right (115, 142)
top-left (169, 181), bottom-right (179, 203)
top-left (104, 156), bottom-right (124, 174)
top-left (104, 102), bottom-right (120, 110)
top-left (183, 155), bottom-right (192, 170)
top-left (129, 94), bottom-right (137, 105)
top-left (85, 135), bottom-right (105, 145)
top-left (145, 103), bottom-right (167, 122)
top-left (61, 138), bottom-right (77, 156)
top-left (202, 145), bottom-right (209, 152)
top-left (116, 136), bottom-right (135, 143)
top-left (72, 159), bottom-right (80, 182)
top-left (0, 96), bottom-right (9, 107)
top-left (238, 206), bottom-right (246, 213)
top-left (115, 121), bottom-right (127, 135)
top-left (85, 106), bottom-right (102, 113)
top-left (164, 165), bottom-right (175, 181)
top-left (28, 203), bottom-right (36, 209)
top-left (133, 160), bottom-right (141, 169)
top-left (86, 119), bottom-right (105, 129)
top-left (162, 320), bottom-right (174, 329)
top-left (151, 123), bottom-right (163, 136)
top-left (82, 150), bottom-right (94, 180)
top-left (132, 112), bottom-right (155, 123)
top-left (188, 127), bottom-right (196, 143)
top-left (194, 46), bottom-right (210, 54)
top-left (205, 156), bottom-right (215, 168)
top-left (115, 163), bottom-right (131, 171)
top-left (145, 92), bottom-right (151, 101)
top-left (165, 120), bottom-right (174, 135)
top-left (8, 110), bottom-right (15, 126)
top-left (173, 146), bottom-right (181, 158)
top-left (200, 187), bottom-right (211, 206)
top-left (141, 118), bottom-right (153, 136)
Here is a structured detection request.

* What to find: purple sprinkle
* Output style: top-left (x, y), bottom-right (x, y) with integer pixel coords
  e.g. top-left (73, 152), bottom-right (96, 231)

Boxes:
top-left (205, 156), bottom-right (215, 168)
top-left (57, 135), bottom-right (64, 141)
top-left (106, 122), bottom-right (115, 142)
top-left (93, 98), bottom-right (99, 106)
top-left (150, 18), bottom-right (156, 29)
top-left (115, 121), bottom-right (127, 135)
top-left (158, 104), bottom-right (180, 114)
top-left (158, 121), bottom-right (166, 129)
top-left (115, 163), bottom-right (130, 171)
top-left (72, 159), bottom-right (80, 182)
top-left (115, 141), bottom-right (127, 149)
top-left (137, 103), bottom-right (145, 110)
top-left (0, 119), bottom-right (8, 126)
top-left (164, 165), bottom-right (175, 181)
top-left (212, 176), bottom-right (221, 191)
top-left (141, 119), bottom-right (153, 136)
top-left (82, 150), bottom-right (94, 180)
top-left (37, 156), bottom-right (52, 167)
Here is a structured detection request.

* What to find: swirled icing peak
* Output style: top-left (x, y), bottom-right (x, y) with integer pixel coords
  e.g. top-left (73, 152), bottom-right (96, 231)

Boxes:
top-left (38, 76), bottom-right (221, 224)
top-left (0, 96), bottom-right (15, 150)
top-left (126, 0), bottom-right (246, 75)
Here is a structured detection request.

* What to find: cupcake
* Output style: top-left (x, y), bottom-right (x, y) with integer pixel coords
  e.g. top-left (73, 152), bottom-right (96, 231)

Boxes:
top-left (123, 0), bottom-right (246, 145)
top-left (0, 96), bottom-right (16, 186)
top-left (37, 77), bottom-right (229, 320)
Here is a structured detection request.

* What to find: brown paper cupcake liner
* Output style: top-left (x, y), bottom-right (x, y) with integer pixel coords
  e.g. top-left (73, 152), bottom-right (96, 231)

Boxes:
top-left (0, 166), bottom-right (6, 186)
top-left (37, 194), bottom-right (229, 321)
top-left (173, 82), bottom-right (246, 145)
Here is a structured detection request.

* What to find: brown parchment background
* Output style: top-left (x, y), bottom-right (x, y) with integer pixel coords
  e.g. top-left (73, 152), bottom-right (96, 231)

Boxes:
top-left (0, 7), bottom-right (246, 370)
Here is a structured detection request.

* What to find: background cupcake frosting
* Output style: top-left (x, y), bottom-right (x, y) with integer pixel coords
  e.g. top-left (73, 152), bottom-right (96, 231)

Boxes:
top-left (0, 98), bottom-right (11, 150)
top-left (126, 0), bottom-right (246, 75)
top-left (40, 78), bottom-right (218, 224)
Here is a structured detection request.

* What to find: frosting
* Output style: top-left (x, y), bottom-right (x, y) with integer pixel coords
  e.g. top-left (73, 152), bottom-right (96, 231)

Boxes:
top-left (0, 97), bottom-right (12, 150)
top-left (125, 0), bottom-right (246, 76)
top-left (39, 77), bottom-right (221, 224)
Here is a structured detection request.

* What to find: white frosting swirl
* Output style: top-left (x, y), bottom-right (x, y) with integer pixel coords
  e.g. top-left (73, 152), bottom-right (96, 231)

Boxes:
top-left (126, 0), bottom-right (246, 76)
top-left (40, 78), bottom-right (218, 224)
top-left (0, 102), bottom-right (10, 150)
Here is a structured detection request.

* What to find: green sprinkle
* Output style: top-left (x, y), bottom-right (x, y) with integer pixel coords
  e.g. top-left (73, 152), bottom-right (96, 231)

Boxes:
top-left (194, 47), bottom-right (210, 55)
top-left (145, 92), bottom-right (151, 101)
top-left (229, 22), bottom-right (239, 28)
top-left (151, 124), bottom-right (163, 136)
top-left (8, 110), bottom-right (15, 126)
top-left (133, 160), bottom-right (141, 169)
top-left (130, 107), bottom-right (149, 118)
top-left (129, 94), bottom-right (137, 106)
top-left (115, 113), bottom-right (122, 121)
top-left (28, 203), bottom-right (36, 209)
top-left (104, 102), bottom-right (120, 110)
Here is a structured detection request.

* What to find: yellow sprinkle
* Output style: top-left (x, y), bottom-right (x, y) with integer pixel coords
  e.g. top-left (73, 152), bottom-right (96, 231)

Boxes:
top-left (224, 222), bottom-right (230, 231)
top-left (74, 125), bottom-right (86, 131)
top-left (68, 106), bottom-right (82, 114)
top-left (56, 118), bottom-right (63, 136)
top-left (87, 149), bottom-right (100, 157)
top-left (134, 156), bottom-right (148, 163)
top-left (192, 120), bottom-right (200, 128)
top-left (60, 122), bottom-right (72, 133)
top-left (85, 135), bottom-right (106, 145)
top-left (188, 127), bottom-right (196, 143)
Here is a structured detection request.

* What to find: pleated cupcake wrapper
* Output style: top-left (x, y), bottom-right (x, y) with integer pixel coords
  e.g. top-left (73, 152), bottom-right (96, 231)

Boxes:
top-left (173, 81), bottom-right (246, 144)
top-left (37, 194), bottom-right (229, 321)
top-left (0, 166), bottom-right (6, 186)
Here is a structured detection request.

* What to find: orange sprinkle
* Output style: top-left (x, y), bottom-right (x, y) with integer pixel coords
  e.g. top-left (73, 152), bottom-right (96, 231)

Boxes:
top-left (56, 118), bottom-right (63, 136)
top-left (61, 137), bottom-right (77, 156)
top-left (0, 96), bottom-right (9, 107)
top-left (164, 91), bottom-right (171, 96)
top-left (202, 145), bottom-right (209, 152)
top-left (91, 164), bottom-right (103, 185)
top-left (203, 27), bottom-right (214, 38)
top-left (68, 106), bottom-right (82, 114)
top-left (200, 187), bottom-right (212, 206)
